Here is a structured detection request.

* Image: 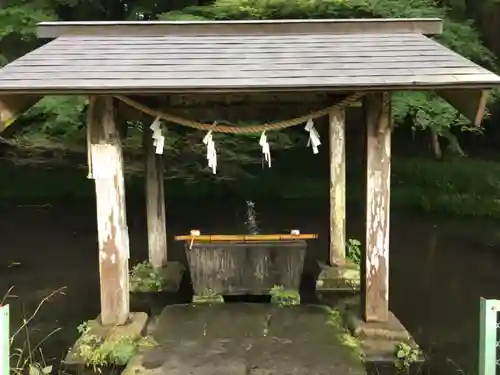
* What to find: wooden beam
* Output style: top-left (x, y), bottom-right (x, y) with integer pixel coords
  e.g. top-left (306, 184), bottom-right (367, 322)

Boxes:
top-left (88, 95), bottom-right (130, 326)
top-left (37, 18), bottom-right (443, 38)
top-left (329, 107), bottom-right (346, 266)
top-left (363, 92), bottom-right (391, 323)
top-left (174, 234), bottom-right (318, 241)
top-left (0, 95), bottom-right (42, 132)
top-left (436, 89), bottom-right (489, 126)
top-left (144, 128), bottom-right (168, 268)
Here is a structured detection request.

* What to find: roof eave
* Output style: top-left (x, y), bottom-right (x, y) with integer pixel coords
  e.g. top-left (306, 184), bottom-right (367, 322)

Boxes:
top-left (0, 81), bottom-right (497, 95)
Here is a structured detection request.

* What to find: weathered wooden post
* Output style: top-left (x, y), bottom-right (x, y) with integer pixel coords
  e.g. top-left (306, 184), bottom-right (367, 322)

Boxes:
top-left (144, 128), bottom-right (168, 268)
top-left (329, 108), bottom-right (346, 266)
top-left (88, 96), bottom-right (130, 326)
top-left (363, 92), bottom-right (391, 322)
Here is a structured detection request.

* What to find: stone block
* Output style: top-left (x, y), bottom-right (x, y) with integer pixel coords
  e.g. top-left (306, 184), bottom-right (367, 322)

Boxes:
top-left (344, 307), bottom-right (423, 365)
top-left (316, 260), bottom-right (360, 291)
top-left (63, 312), bottom-right (148, 372)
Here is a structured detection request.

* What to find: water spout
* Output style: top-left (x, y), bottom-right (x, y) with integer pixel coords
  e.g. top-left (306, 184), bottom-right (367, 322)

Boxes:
top-left (245, 200), bottom-right (260, 235)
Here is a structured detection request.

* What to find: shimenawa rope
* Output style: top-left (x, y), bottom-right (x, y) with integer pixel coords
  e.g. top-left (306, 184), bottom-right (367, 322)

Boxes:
top-left (87, 92), bottom-right (364, 178)
top-left (114, 92), bottom-right (364, 134)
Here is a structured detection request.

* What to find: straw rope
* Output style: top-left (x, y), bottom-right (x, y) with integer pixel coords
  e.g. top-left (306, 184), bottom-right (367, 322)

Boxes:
top-left (115, 92), bottom-right (364, 134)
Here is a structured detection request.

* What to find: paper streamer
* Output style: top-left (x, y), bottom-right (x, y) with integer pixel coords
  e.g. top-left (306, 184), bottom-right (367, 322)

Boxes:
top-left (259, 131), bottom-right (271, 168)
top-left (150, 116), bottom-right (164, 155)
top-left (203, 130), bottom-right (217, 174)
top-left (155, 136), bottom-right (165, 154)
top-left (305, 118), bottom-right (321, 154)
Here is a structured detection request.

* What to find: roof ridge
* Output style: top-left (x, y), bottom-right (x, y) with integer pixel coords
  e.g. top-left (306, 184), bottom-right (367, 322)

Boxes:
top-left (37, 18), bottom-right (443, 38)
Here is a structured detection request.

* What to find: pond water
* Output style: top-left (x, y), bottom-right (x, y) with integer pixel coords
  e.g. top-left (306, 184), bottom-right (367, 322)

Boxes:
top-left (2, 197), bottom-right (500, 374)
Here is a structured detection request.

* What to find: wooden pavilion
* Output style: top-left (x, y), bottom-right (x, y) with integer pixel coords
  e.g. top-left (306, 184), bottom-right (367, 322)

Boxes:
top-left (0, 18), bottom-right (499, 329)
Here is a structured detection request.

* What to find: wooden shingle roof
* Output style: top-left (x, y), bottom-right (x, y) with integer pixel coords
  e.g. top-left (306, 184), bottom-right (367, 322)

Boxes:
top-left (0, 19), bottom-right (498, 94)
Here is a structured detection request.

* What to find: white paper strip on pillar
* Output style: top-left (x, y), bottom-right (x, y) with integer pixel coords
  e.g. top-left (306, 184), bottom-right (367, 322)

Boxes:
top-left (203, 130), bottom-right (217, 174)
top-left (305, 118), bottom-right (321, 154)
top-left (259, 131), bottom-right (271, 168)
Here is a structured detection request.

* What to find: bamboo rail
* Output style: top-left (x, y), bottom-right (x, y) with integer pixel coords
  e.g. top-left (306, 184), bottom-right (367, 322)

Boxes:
top-left (174, 234), bottom-right (318, 242)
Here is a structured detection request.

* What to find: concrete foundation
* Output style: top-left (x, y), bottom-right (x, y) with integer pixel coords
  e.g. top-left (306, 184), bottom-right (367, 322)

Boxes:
top-left (316, 260), bottom-right (360, 292)
top-left (63, 312), bottom-right (148, 372)
top-left (122, 303), bottom-right (366, 375)
top-left (342, 299), bottom-right (423, 366)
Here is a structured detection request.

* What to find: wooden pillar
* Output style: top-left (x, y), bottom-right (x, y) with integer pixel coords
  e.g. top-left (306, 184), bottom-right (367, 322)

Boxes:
top-left (329, 108), bottom-right (346, 266)
top-left (88, 96), bottom-right (130, 326)
top-left (363, 92), bottom-right (391, 322)
top-left (144, 129), bottom-right (168, 268)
